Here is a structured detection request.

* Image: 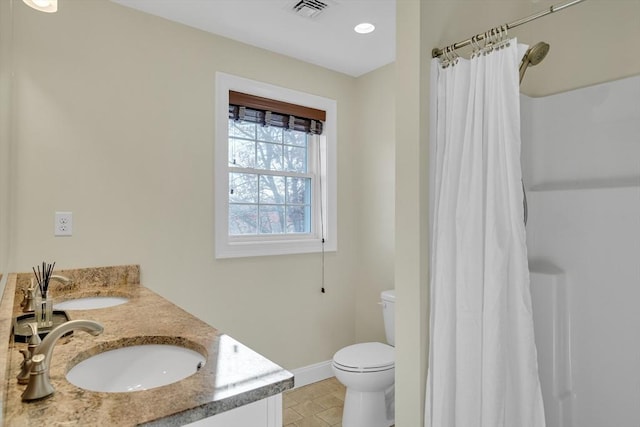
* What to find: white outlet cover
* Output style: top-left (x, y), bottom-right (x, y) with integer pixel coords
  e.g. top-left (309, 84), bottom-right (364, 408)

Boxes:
top-left (55, 211), bottom-right (73, 236)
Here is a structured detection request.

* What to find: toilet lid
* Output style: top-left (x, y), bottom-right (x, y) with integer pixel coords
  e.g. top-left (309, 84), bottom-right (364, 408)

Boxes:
top-left (333, 342), bottom-right (394, 372)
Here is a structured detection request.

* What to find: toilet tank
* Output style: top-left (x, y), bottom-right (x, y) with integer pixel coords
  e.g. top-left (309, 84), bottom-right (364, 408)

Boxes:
top-left (381, 290), bottom-right (396, 346)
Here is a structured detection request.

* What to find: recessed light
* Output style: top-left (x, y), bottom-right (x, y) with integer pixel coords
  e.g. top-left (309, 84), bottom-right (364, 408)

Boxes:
top-left (22, 0), bottom-right (57, 13)
top-left (354, 23), bottom-right (375, 34)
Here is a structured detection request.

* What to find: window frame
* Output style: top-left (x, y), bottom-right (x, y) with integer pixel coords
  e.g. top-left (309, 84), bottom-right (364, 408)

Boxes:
top-left (215, 72), bottom-right (337, 258)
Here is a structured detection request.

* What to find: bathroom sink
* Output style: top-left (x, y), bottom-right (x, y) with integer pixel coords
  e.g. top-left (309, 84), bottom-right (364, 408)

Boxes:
top-left (54, 296), bottom-right (129, 310)
top-left (66, 344), bottom-right (206, 392)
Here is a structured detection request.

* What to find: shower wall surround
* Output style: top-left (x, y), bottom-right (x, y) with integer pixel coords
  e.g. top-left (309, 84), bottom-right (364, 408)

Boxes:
top-left (521, 75), bottom-right (640, 427)
top-left (521, 75), bottom-right (640, 189)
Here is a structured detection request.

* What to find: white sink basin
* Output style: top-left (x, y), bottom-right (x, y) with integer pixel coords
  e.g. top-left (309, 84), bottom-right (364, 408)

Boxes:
top-left (66, 344), bottom-right (206, 392)
top-left (54, 296), bottom-right (129, 310)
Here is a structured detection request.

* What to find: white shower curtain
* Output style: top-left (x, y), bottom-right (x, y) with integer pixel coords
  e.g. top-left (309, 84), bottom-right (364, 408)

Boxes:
top-left (425, 39), bottom-right (545, 427)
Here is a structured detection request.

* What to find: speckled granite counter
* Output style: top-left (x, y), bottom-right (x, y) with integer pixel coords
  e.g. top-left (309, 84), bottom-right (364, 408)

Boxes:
top-left (0, 265), bottom-right (293, 426)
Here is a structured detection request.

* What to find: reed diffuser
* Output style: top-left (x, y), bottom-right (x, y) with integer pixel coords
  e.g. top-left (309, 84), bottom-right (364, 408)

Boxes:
top-left (32, 261), bottom-right (55, 328)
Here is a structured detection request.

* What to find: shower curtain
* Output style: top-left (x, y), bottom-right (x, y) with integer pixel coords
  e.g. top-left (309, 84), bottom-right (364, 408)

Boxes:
top-left (425, 39), bottom-right (545, 427)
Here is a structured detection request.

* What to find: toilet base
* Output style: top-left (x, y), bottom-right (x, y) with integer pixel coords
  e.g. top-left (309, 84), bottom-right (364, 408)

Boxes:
top-left (342, 387), bottom-right (394, 427)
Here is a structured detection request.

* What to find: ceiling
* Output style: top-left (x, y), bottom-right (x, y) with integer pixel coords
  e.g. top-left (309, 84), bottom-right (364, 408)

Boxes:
top-left (110, 0), bottom-right (396, 77)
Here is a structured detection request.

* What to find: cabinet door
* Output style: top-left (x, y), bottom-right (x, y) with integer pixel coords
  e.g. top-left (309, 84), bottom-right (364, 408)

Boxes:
top-left (185, 394), bottom-right (282, 427)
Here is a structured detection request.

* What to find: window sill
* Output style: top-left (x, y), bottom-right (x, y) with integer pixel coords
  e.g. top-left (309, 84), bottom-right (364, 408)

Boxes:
top-left (215, 238), bottom-right (336, 259)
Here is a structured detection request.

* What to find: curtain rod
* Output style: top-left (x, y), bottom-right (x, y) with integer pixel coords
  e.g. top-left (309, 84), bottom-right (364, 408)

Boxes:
top-left (431, 0), bottom-right (587, 58)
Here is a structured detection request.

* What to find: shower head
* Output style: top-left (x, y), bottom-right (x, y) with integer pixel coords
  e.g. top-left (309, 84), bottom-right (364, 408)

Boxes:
top-left (519, 42), bottom-right (550, 83)
top-left (527, 42), bottom-right (550, 65)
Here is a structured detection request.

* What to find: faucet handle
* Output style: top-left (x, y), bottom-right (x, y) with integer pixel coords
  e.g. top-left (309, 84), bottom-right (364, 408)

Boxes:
top-left (17, 350), bottom-right (32, 384)
top-left (29, 354), bottom-right (45, 371)
top-left (22, 354), bottom-right (55, 401)
top-left (21, 286), bottom-right (37, 312)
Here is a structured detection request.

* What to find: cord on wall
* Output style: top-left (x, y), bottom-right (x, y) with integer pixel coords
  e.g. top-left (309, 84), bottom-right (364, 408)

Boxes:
top-left (321, 238), bottom-right (325, 293)
top-left (318, 137), bottom-right (326, 294)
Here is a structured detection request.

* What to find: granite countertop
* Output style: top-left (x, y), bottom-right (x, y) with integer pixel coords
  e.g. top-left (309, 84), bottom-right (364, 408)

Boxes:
top-left (0, 265), bottom-right (293, 426)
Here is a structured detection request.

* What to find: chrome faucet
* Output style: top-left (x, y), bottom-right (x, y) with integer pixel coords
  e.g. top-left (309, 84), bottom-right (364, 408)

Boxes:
top-left (22, 319), bottom-right (103, 401)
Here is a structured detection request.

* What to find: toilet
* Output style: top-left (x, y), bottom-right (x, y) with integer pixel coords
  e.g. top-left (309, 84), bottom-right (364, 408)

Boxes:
top-left (332, 290), bottom-right (395, 427)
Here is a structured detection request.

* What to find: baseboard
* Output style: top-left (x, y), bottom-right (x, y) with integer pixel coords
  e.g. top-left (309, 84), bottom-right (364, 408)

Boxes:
top-left (291, 360), bottom-right (333, 389)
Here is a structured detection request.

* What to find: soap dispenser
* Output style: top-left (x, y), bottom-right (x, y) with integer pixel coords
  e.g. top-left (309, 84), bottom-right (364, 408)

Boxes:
top-left (20, 280), bottom-right (37, 313)
top-left (17, 323), bottom-right (41, 384)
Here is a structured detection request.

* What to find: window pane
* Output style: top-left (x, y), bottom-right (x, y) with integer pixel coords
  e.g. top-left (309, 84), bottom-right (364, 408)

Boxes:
top-left (229, 120), bottom-right (255, 139)
top-left (259, 205), bottom-right (285, 234)
top-left (284, 130), bottom-right (307, 147)
top-left (257, 126), bottom-right (283, 143)
top-left (286, 177), bottom-right (311, 204)
top-left (259, 175), bottom-right (285, 204)
top-left (229, 138), bottom-right (255, 168)
top-left (257, 142), bottom-right (283, 171)
top-left (286, 206), bottom-right (311, 233)
top-left (229, 173), bottom-right (258, 203)
top-left (229, 204), bottom-right (257, 235)
top-left (284, 145), bottom-right (307, 173)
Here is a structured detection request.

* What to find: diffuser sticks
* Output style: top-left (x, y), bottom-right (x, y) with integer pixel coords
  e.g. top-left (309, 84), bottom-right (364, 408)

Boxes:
top-left (32, 261), bottom-right (55, 298)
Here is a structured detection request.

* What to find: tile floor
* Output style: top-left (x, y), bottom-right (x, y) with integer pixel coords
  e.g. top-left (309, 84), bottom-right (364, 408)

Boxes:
top-left (283, 377), bottom-right (346, 427)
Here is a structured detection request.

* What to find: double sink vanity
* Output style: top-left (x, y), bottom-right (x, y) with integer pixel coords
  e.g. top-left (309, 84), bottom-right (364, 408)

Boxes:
top-left (0, 265), bottom-right (294, 426)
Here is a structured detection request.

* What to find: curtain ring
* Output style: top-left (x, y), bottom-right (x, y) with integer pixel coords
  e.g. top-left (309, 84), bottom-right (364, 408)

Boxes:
top-left (448, 45), bottom-right (457, 66)
top-left (470, 35), bottom-right (476, 58)
top-left (450, 45), bottom-right (458, 65)
top-left (489, 29), bottom-right (495, 50)
top-left (504, 24), bottom-right (511, 46)
top-left (482, 31), bottom-right (489, 54)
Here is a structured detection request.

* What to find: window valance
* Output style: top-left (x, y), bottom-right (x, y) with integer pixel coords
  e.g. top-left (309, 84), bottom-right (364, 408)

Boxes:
top-left (228, 91), bottom-right (325, 135)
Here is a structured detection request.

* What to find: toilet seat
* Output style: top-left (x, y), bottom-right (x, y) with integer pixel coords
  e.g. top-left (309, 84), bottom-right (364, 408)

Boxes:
top-left (333, 342), bottom-right (394, 373)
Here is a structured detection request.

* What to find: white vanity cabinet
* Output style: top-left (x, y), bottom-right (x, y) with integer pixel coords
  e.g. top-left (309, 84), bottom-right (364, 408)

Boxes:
top-left (185, 394), bottom-right (282, 427)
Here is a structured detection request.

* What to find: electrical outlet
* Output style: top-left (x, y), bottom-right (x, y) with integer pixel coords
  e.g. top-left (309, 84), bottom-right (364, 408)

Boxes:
top-left (54, 212), bottom-right (73, 236)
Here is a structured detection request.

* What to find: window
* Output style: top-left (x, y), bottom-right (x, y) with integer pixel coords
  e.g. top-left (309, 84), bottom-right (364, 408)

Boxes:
top-left (227, 122), bottom-right (311, 235)
top-left (215, 73), bottom-right (337, 258)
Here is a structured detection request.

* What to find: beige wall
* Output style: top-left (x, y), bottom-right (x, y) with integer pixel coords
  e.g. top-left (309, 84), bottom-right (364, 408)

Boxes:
top-left (415, 1), bottom-right (640, 97)
top-left (6, 0), bottom-right (370, 370)
top-left (394, 2), bottom-right (430, 425)
top-left (0, 0), bottom-right (13, 285)
top-left (353, 62), bottom-right (396, 344)
top-left (517, 0), bottom-right (640, 97)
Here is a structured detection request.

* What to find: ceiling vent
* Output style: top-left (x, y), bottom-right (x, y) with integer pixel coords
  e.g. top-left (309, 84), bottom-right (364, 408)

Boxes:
top-left (291, 0), bottom-right (329, 19)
